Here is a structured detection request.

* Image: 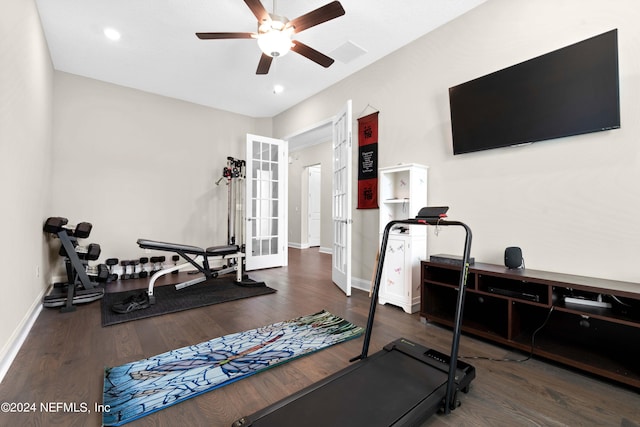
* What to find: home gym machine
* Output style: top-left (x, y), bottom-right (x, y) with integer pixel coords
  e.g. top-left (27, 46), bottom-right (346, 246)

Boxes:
top-left (232, 207), bottom-right (476, 427)
top-left (43, 217), bottom-right (107, 312)
top-left (216, 156), bottom-right (246, 249)
top-left (137, 157), bottom-right (260, 305)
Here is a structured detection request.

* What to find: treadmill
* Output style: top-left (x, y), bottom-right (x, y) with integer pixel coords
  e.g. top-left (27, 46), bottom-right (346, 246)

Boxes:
top-left (232, 207), bottom-right (475, 427)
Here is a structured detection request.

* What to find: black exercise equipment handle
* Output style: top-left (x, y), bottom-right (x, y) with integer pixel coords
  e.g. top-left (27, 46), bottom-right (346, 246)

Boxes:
top-left (355, 215), bottom-right (472, 415)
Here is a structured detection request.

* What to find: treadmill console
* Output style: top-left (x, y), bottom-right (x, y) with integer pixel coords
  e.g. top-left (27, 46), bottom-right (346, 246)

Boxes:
top-left (385, 338), bottom-right (476, 391)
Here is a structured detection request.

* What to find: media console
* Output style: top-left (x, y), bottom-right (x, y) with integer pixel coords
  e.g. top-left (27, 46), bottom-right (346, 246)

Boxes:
top-left (421, 261), bottom-right (640, 388)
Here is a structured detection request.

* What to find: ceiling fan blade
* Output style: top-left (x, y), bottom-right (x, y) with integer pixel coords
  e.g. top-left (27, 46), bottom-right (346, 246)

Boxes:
top-left (289, 1), bottom-right (345, 33)
top-left (244, 0), bottom-right (270, 23)
top-left (291, 40), bottom-right (335, 68)
top-left (256, 53), bottom-right (273, 74)
top-left (196, 32), bottom-right (255, 39)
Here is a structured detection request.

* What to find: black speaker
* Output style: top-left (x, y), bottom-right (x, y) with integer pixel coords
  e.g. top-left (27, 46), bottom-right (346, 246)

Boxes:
top-left (504, 247), bottom-right (523, 269)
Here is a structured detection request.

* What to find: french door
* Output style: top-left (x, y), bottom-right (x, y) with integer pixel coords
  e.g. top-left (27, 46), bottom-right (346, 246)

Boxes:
top-left (245, 134), bottom-right (288, 270)
top-left (331, 100), bottom-right (353, 295)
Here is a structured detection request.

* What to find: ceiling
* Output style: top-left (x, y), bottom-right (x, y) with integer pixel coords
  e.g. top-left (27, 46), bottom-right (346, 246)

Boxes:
top-left (36, 0), bottom-right (485, 118)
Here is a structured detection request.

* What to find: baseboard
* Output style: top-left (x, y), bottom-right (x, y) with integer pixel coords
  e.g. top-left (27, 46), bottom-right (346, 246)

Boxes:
top-left (351, 276), bottom-right (372, 293)
top-left (0, 288), bottom-right (45, 383)
top-left (287, 244), bottom-right (332, 254)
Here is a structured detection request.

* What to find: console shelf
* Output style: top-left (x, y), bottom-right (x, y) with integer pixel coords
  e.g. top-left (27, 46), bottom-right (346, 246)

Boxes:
top-left (421, 261), bottom-right (640, 388)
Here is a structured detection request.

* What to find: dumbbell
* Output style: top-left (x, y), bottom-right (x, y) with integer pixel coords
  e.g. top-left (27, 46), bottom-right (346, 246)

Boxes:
top-left (43, 217), bottom-right (68, 234)
top-left (86, 263), bottom-right (109, 282)
top-left (59, 244), bottom-right (101, 261)
top-left (105, 258), bottom-right (119, 281)
top-left (171, 255), bottom-right (180, 274)
top-left (138, 257), bottom-right (149, 278)
top-left (150, 256), bottom-right (166, 274)
top-left (78, 243), bottom-right (101, 260)
top-left (120, 260), bottom-right (131, 280)
top-left (149, 257), bottom-right (158, 275)
top-left (58, 241), bottom-right (101, 261)
top-left (129, 260), bottom-right (140, 279)
top-left (44, 217), bottom-right (93, 239)
top-left (70, 222), bottom-right (92, 239)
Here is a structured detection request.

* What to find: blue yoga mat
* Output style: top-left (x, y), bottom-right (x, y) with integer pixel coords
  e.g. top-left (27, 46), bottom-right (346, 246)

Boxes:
top-left (102, 310), bottom-right (364, 425)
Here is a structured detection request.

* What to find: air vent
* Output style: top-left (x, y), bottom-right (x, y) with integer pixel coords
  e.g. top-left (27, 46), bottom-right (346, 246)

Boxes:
top-left (330, 41), bottom-right (367, 64)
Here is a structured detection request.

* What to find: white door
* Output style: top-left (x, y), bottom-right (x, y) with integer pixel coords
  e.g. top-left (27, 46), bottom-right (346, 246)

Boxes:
top-left (245, 134), bottom-right (288, 270)
top-left (308, 165), bottom-right (321, 247)
top-left (332, 100), bottom-right (353, 296)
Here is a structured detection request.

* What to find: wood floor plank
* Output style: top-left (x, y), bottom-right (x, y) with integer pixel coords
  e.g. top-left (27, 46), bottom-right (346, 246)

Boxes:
top-left (0, 248), bottom-right (638, 427)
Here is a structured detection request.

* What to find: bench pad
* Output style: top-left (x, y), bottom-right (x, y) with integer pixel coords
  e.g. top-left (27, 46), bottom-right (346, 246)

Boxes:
top-left (137, 239), bottom-right (238, 257)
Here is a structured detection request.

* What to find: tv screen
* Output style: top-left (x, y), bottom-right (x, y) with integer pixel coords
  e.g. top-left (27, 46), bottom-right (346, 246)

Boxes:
top-left (449, 29), bottom-right (620, 155)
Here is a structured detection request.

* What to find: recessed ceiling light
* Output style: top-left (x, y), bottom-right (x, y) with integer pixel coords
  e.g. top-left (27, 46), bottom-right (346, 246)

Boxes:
top-left (103, 27), bottom-right (121, 41)
top-left (273, 84), bottom-right (284, 94)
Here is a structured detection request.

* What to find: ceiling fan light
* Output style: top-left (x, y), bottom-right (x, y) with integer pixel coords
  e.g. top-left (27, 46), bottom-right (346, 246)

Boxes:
top-left (258, 21), bottom-right (271, 34)
top-left (270, 18), bottom-right (286, 31)
top-left (257, 30), bottom-right (292, 57)
top-left (103, 27), bottom-right (121, 41)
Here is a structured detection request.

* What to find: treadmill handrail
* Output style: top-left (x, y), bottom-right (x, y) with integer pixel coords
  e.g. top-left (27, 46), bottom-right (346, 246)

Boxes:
top-left (357, 215), bottom-right (472, 415)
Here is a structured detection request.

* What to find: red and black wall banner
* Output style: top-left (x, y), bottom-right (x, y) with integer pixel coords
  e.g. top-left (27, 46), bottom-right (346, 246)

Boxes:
top-left (357, 111), bottom-right (379, 209)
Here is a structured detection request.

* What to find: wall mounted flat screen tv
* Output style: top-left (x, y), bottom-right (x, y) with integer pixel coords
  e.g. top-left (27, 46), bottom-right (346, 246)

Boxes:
top-left (449, 29), bottom-right (620, 155)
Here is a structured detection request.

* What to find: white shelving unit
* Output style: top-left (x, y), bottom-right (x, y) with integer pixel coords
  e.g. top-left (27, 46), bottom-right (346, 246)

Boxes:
top-left (378, 164), bottom-right (428, 314)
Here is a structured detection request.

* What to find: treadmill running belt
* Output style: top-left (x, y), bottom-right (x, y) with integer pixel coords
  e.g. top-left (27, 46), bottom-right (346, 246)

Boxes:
top-left (247, 349), bottom-right (449, 426)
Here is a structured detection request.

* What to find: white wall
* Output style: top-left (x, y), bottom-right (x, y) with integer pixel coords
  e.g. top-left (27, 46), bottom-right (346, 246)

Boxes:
top-left (0, 0), bottom-right (53, 369)
top-left (274, 0), bottom-right (640, 283)
top-left (51, 72), bottom-right (269, 265)
top-left (4, 0), bottom-right (640, 373)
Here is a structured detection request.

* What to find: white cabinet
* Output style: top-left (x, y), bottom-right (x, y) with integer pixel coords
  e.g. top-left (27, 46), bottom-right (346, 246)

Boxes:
top-left (378, 164), bottom-right (428, 313)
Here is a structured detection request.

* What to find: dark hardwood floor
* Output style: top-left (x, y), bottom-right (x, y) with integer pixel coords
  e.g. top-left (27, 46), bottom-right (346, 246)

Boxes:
top-left (0, 248), bottom-right (638, 426)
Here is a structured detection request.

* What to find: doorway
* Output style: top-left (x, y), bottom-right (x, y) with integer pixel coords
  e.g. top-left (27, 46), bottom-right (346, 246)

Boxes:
top-left (285, 100), bottom-right (353, 296)
top-left (287, 120), bottom-right (332, 252)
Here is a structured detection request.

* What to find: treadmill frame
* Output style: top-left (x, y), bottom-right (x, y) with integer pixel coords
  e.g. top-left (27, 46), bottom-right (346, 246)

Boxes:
top-left (358, 215), bottom-right (472, 413)
top-left (232, 213), bottom-right (473, 426)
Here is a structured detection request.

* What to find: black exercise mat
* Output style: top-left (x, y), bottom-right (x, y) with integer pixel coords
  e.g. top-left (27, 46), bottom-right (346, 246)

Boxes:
top-left (101, 277), bottom-right (275, 327)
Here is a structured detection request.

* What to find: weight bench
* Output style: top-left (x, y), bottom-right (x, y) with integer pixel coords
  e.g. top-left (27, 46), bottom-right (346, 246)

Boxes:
top-left (136, 239), bottom-right (245, 305)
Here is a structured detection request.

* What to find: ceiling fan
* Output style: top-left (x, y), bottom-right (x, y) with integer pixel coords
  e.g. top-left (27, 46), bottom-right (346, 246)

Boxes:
top-left (196, 0), bottom-right (345, 74)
